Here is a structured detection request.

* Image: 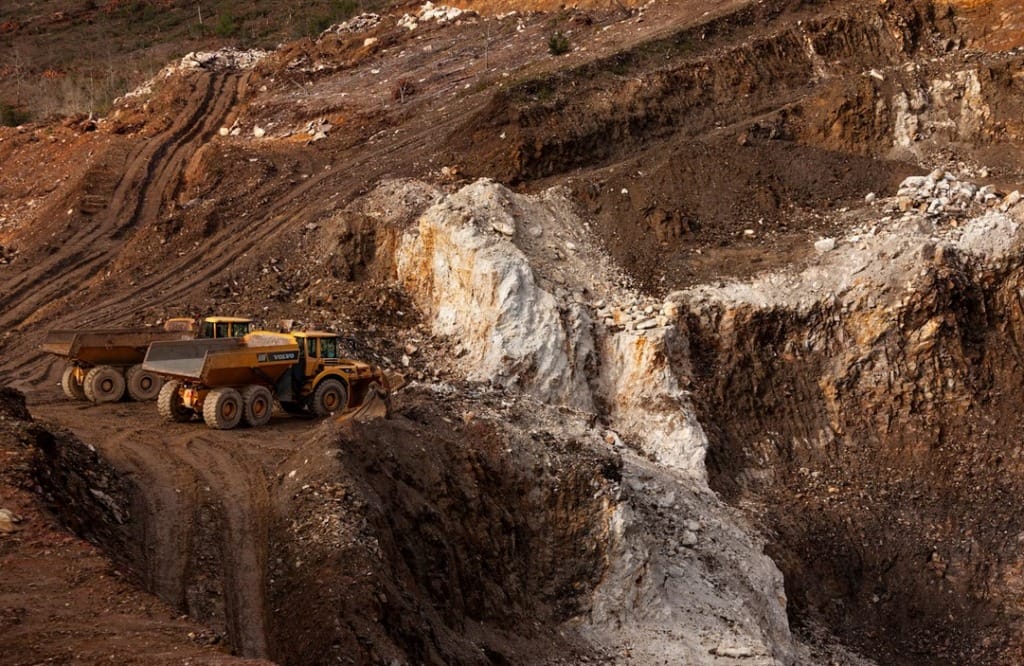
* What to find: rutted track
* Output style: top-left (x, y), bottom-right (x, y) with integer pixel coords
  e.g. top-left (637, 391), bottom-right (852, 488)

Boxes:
top-left (33, 397), bottom-right (303, 658)
top-left (0, 71), bottom-right (241, 331)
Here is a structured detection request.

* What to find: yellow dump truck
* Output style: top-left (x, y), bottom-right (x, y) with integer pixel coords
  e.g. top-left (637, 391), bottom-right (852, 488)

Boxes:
top-left (42, 316), bottom-right (253, 403)
top-left (143, 330), bottom-right (388, 429)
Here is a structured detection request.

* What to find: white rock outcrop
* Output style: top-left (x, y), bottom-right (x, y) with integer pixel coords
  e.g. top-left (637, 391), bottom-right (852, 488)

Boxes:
top-left (387, 177), bottom-right (812, 663)
top-left (396, 180), bottom-right (594, 410)
top-left (395, 179), bottom-right (710, 476)
top-left (599, 327), bottom-right (708, 477)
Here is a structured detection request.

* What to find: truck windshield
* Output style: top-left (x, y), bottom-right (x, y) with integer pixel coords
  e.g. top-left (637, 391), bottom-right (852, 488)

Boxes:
top-left (231, 322), bottom-right (251, 337)
top-left (306, 338), bottom-right (318, 358)
top-left (201, 321), bottom-right (215, 338)
top-left (320, 337), bottom-right (339, 359)
top-left (216, 323), bottom-right (230, 338)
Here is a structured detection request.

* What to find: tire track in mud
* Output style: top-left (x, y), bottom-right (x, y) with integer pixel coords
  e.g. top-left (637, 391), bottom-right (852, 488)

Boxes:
top-left (0, 71), bottom-right (240, 331)
top-left (173, 434), bottom-right (272, 658)
top-left (31, 400), bottom-right (288, 658)
top-left (100, 106), bottom-right (470, 315)
top-left (106, 433), bottom-right (199, 611)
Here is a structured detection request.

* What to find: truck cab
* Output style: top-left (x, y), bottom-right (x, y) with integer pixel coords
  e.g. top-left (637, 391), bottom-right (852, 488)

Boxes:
top-left (294, 331), bottom-right (342, 376)
top-left (199, 316), bottom-right (253, 339)
top-left (163, 316), bottom-right (253, 338)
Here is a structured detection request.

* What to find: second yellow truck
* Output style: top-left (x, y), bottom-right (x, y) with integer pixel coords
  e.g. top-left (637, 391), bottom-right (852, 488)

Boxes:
top-left (143, 330), bottom-right (388, 429)
top-left (42, 316), bottom-right (253, 403)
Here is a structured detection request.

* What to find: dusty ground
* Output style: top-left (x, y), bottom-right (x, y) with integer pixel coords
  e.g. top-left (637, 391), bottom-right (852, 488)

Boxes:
top-left (3, 0), bottom-right (1024, 664)
top-left (0, 387), bottom-right (270, 665)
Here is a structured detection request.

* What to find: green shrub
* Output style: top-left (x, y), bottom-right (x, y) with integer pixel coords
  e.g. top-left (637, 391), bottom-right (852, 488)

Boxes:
top-left (0, 103), bottom-right (31, 127)
top-left (215, 10), bottom-right (239, 37)
top-left (548, 31), bottom-right (571, 56)
top-left (331, 0), bottom-right (359, 19)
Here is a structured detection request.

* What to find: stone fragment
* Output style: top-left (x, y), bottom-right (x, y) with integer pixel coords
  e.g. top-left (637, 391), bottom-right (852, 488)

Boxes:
top-left (900, 175), bottom-right (928, 190)
top-left (491, 220), bottom-right (515, 236)
top-left (680, 530), bottom-right (699, 547)
top-left (0, 508), bottom-right (18, 534)
top-left (713, 646), bottom-right (755, 658)
top-left (253, 126), bottom-right (266, 138)
top-left (814, 237), bottom-right (836, 253)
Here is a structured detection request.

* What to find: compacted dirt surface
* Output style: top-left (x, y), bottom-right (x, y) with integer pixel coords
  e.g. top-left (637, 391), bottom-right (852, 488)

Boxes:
top-left (4, 0), bottom-right (1024, 664)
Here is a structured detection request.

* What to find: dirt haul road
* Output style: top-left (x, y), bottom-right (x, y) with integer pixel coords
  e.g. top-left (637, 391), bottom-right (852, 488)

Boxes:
top-left (31, 394), bottom-right (301, 658)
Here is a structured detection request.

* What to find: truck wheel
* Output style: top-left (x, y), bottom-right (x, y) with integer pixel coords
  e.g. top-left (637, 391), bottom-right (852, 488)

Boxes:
top-left (157, 381), bottom-right (192, 423)
top-left (203, 387), bottom-right (243, 429)
top-left (126, 364), bottom-right (163, 401)
top-left (311, 378), bottom-right (347, 417)
top-left (241, 385), bottom-right (273, 427)
top-left (61, 366), bottom-right (86, 400)
top-left (83, 366), bottom-right (126, 403)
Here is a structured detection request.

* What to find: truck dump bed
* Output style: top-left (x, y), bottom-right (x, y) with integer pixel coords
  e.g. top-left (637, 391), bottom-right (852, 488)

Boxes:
top-left (41, 328), bottom-right (191, 366)
top-left (143, 333), bottom-right (301, 387)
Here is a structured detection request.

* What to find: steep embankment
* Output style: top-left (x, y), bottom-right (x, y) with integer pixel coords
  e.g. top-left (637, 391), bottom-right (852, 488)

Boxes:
top-left (678, 179), bottom-right (1024, 665)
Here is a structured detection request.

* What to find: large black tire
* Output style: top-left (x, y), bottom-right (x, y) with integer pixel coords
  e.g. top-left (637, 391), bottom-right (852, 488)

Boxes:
top-left (203, 387), bottom-right (243, 430)
top-left (61, 366), bottom-right (86, 400)
top-left (83, 365), bottom-right (126, 403)
top-left (311, 378), bottom-right (348, 417)
top-left (157, 381), bottom-right (192, 422)
top-left (125, 364), bottom-right (163, 401)
top-left (241, 385), bottom-right (274, 427)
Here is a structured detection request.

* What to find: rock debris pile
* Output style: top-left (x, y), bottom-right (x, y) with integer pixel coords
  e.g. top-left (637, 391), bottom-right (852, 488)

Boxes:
top-left (398, 2), bottom-right (474, 30)
top-left (179, 48), bottom-right (269, 71)
top-left (320, 13), bottom-right (382, 36)
top-left (888, 169), bottom-right (1021, 219)
top-left (118, 48), bottom-right (268, 102)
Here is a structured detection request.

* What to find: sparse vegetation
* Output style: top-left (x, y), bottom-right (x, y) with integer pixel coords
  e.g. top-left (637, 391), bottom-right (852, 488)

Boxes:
top-left (0, 103), bottom-right (31, 126)
top-left (214, 8), bottom-right (239, 38)
top-left (548, 30), bottom-right (571, 56)
top-left (391, 77), bottom-right (416, 103)
top-left (0, 0), bottom-right (390, 119)
top-left (297, 0), bottom-right (362, 37)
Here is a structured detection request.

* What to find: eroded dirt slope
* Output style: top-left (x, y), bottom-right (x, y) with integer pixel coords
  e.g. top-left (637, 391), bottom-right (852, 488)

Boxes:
top-left (0, 387), bottom-right (270, 665)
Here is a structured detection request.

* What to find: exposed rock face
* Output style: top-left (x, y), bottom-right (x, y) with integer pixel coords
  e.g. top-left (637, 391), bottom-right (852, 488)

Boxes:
top-left (582, 457), bottom-right (797, 666)
top-left (395, 178), bottom-right (711, 475)
top-left (396, 180), bottom-right (595, 410)
top-left (674, 187), bottom-right (1024, 664)
top-left (393, 178), bottom-right (797, 662)
top-left (598, 328), bottom-right (708, 476)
